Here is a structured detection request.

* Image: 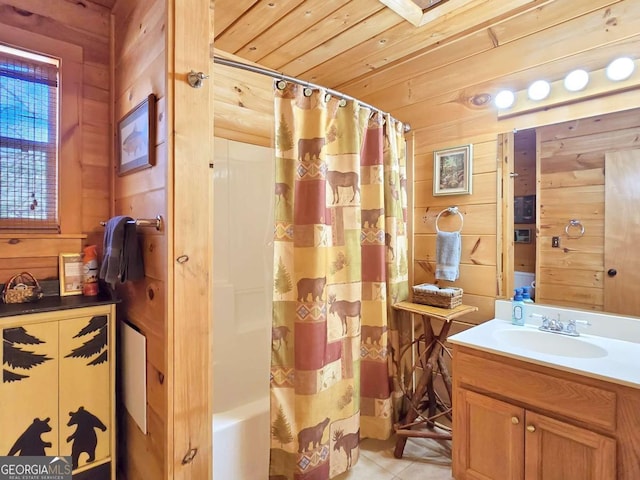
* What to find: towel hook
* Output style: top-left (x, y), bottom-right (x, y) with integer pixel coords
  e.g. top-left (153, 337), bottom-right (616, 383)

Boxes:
top-left (435, 206), bottom-right (464, 233)
top-left (565, 219), bottom-right (584, 238)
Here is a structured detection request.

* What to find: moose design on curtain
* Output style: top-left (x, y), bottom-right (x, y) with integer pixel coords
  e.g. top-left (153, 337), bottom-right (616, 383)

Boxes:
top-left (270, 81), bottom-right (409, 480)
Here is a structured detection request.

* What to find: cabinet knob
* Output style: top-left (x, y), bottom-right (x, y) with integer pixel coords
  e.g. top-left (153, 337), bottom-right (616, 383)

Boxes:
top-left (511, 416), bottom-right (519, 425)
top-left (526, 425), bottom-right (536, 433)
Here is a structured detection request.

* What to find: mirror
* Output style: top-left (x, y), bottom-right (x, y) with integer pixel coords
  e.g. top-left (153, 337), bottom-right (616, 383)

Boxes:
top-left (502, 107), bottom-right (640, 316)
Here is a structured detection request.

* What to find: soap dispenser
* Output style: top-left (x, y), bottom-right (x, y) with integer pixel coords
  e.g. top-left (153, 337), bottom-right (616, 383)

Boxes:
top-left (521, 286), bottom-right (534, 304)
top-left (511, 288), bottom-right (525, 326)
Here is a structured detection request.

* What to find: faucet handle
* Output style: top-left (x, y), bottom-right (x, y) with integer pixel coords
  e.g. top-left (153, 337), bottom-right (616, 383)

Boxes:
top-left (567, 319), bottom-right (591, 334)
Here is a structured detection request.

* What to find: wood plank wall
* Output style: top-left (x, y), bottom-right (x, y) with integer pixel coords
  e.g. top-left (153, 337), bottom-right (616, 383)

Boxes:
top-left (215, 0), bottom-right (640, 334)
top-left (536, 108), bottom-right (640, 311)
top-left (213, 54), bottom-right (273, 147)
top-left (112, 0), bottom-right (168, 478)
top-left (341, 0), bottom-right (640, 328)
top-left (514, 131), bottom-right (536, 274)
top-left (0, 1), bottom-right (111, 282)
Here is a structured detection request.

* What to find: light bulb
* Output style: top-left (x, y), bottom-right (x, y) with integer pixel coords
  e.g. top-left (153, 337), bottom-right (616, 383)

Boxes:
top-left (564, 69), bottom-right (589, 92)
top-left (495, 90), bottom-right (515, 109)
top-left (527, 80), bottom-right (551, 101)
top-left (606, 57), bottom-right (635, 81)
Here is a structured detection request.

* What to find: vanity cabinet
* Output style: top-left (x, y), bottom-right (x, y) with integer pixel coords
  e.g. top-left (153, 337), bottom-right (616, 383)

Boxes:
top-left (0, 303), bottom-right (115, 480)
top-left (456, 389), bottom-right (615, 480)
top-left (451, 346), bottom-right (634, 480)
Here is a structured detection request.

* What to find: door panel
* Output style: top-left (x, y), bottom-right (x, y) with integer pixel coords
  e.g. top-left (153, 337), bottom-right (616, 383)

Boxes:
top-left (58, 315), bottom-right (110, 469)
top-left (456, 389), bottom-right (525, 480)
top-left (524, 411), bottom-right (615, 480)
top-left (604, 149), bottom-right (640, 315)
top-left (1, 322), bottom-right (59, 457)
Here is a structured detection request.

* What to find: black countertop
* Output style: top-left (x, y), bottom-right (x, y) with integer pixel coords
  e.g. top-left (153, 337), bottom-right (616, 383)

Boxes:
top-left (0, 292), bottom-right (120, 318)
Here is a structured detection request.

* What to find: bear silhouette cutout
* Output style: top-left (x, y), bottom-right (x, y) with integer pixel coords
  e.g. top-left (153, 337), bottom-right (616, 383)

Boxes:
top-left (66, 406), bottom-right (107, 469)
top-left (8, 417), bottom-right (52, 456)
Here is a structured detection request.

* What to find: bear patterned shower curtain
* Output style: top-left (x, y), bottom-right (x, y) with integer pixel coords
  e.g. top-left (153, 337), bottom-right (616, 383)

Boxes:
top-left (270, 81), bottom-right (409, 480)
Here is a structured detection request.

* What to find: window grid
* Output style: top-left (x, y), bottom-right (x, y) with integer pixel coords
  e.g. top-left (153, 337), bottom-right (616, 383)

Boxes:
top-left (0, 46), bottom-right (59, 231)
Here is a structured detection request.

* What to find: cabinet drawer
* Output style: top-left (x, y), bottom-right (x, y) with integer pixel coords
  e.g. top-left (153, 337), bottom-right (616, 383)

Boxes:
top-left (455, 349), bottom-right (616, 431)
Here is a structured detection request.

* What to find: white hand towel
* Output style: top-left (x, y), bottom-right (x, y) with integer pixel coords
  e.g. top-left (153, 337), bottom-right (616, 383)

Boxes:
top-left (435, 231), bottom-right (461, 281)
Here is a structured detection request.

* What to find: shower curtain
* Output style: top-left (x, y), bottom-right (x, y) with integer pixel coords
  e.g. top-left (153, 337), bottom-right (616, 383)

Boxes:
top-left (270, 81), bottom-right (409, 480)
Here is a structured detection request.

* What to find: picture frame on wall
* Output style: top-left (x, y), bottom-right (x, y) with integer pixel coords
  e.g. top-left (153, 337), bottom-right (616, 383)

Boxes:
top-left (117, 93), bottom-right (156, 176)
top-left (433, 144), bottom-right (473, 196)
top-left (59, 253), bottom-right (83, 296)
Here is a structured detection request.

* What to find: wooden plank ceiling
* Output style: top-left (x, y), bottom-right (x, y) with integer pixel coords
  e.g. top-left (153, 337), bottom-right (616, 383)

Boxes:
top-left (213, 0), bottom-right (552, 91)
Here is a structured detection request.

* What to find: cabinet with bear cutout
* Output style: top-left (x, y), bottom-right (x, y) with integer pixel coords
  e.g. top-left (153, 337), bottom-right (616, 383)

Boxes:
top-left (0, 304), bottom-right (115, 479)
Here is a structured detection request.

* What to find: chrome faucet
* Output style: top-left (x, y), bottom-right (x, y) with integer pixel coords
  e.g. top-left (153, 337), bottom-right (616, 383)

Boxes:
top-left (533, 314), bottom-right (590, 337)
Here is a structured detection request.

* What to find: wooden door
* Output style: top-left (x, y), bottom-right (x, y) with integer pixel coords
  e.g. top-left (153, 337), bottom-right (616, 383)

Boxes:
top-left (58, 313), bottom-right (111, 471)
top-left (524, 411), bottom-right (615, 480)
top-left (604, 149), bottom-right (640, 315)
top-left (454, 389), bottom-right (525, 480)
top-left (0, 322), bottom-right (59, 457)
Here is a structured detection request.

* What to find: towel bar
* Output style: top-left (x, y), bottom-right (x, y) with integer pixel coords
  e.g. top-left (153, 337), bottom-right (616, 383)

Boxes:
top-left (435, 206), bottom-right (463, 233)
top-left (100, 215), bottom-right (163, 231)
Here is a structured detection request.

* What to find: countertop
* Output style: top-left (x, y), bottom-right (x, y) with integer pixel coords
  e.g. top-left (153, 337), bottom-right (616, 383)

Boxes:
top-left (0, 291), bottom-right (119, 318)
top-left (448, 318), bottom-right (640, 389)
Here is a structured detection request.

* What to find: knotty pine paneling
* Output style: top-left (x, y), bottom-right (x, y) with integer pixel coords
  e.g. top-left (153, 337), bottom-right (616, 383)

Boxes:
top-left (214, 60), bottom-right (274, 147)
top-left (339, 0), bottom-right (640, 322)
top-left (536, 109), bottom-right (640, 310)
top-left (112, 0), bottom-right (167, 477)
top-left (0, 2), bottom-right (109, 283)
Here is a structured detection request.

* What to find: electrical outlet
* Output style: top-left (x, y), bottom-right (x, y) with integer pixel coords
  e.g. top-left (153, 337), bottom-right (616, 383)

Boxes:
top-left (552, 236), bottom-right (560, 248)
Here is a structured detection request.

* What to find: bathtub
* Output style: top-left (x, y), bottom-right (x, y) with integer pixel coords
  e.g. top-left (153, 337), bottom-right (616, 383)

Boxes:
top-left (213, 396), bottom-right (270, 480)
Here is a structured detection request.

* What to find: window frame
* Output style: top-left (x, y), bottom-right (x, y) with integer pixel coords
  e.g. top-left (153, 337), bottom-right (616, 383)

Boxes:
top-left (0, 46), bottom-right (60, 230)
top-left (0, 25), bottom-right (84, 235)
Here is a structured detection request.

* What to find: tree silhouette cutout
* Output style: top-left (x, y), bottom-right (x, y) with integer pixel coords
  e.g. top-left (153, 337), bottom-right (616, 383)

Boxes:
top-left (3, 327), bottom-right (51, 383)
top-left (271, 405), bottom-right (293, 448)
top-left (276, 114), bottom-right (293, 152)
top-left (274, 257), bottom-right (292, 299)
top-left (399, 249), bottom-right (408, 276)
top-left (65, 315), bottom-right (108, 366)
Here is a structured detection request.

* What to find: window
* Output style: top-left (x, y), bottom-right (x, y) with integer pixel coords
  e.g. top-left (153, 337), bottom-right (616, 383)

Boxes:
top-left (0, 44), bottom-right (59, 231)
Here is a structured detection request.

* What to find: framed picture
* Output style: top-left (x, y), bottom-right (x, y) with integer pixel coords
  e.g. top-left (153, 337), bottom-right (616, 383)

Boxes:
top-left (117, 93), bottom-right (156, 176)
top-left (433, 144), bottom-right (473, 196)
top-left (59, 253), bottom-right (83, 296)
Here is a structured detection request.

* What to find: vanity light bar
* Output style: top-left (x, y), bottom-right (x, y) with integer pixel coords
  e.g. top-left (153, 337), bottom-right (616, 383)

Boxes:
top-left (497, 58), bottom-right (640, 119)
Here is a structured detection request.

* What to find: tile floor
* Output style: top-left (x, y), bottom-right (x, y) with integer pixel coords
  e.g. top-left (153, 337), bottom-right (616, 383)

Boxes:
top-left (334, 434), bottom-right (453, 480)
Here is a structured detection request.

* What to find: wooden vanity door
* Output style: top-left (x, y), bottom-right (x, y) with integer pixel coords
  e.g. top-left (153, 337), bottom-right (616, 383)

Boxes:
top-left (524, 411), bottom-right (616, 480)
top-left (58, 313), bottom-right (111, 471)
top-left (454, 389), bottom-right (525, 480)
top-left (0, 321), bottom-right (59, 458)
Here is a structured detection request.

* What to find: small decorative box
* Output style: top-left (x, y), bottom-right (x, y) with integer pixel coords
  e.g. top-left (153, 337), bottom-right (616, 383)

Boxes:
top-left (412, 283), bottom-right (463, 309)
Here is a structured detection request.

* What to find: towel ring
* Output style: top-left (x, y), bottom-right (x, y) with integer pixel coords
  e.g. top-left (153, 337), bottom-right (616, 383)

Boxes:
top-left (435, 206), bottom-right (464, 233)
top-left (565, 219), bottom-right (584, 238)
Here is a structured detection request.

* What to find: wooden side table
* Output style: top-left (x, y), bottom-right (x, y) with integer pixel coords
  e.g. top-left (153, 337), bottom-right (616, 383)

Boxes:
top-left (392, 301), bottom-right (478, 459)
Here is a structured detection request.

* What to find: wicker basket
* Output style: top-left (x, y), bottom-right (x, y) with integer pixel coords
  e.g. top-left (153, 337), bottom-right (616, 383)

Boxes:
top-left (2, 272), bottom-right (44, 304)
top-left (412, 283), bottom-right (463, 309)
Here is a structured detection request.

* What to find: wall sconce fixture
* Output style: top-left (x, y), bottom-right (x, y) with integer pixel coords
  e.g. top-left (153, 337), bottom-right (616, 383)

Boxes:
top-left (564, 69), bottom-right (589, 92)
top-left (605, 57), bottom-right (635, 81)
top-left (527, 80), bottom-right (551, 101)
top-left (496, 57), bottom-right (639, 119)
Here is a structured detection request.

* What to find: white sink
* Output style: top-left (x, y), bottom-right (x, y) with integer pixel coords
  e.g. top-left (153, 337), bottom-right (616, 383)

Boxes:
top-left (493, 328), bottom-right (607, 358)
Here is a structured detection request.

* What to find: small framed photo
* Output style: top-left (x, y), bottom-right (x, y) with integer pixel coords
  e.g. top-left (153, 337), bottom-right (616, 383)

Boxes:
top-left (433, 144), bottom-right (473, 196)
top-left (117, 93), bottom-right (156, 176)
top-left (59, 253), bottom-right (84, 296)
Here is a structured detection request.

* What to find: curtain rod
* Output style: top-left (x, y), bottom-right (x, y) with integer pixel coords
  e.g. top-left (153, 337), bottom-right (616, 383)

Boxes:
top-left (213, 56), bottom-right (411, 133)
